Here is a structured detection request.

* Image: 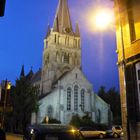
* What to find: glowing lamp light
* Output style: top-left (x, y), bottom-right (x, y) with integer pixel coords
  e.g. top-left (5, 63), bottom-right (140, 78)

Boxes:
top-left (93, 10), bottom-right (114, 30)
top-left (6, 82), bottom-right (11, 90)
top-left (71, 128), bottom-right (76, 133)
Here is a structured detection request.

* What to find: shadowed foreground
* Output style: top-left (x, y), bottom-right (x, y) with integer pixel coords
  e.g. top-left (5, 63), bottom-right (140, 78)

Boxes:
top-left (6, 133), bottom-right (23, 140)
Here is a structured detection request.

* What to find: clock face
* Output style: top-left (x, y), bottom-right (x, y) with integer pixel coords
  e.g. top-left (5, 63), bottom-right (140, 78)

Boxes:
top-left (65, 27), bottom-right (71, 33)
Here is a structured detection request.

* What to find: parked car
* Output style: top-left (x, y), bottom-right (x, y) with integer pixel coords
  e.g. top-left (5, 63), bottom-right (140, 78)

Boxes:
top-left (23, 123), bottom-right (84, 140)
top-left (79, 127), bottom-right (106, 139)
top-left (106, 125), bottom-right (124, 138)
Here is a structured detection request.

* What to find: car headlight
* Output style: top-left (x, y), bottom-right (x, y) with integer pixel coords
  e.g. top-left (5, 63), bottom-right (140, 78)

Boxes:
top-left (30, 129), bottom-right (34, 134)
top-left (71, 129), bottom-right (76, 133)
top-left (120, 132), bottom-right (124, 136)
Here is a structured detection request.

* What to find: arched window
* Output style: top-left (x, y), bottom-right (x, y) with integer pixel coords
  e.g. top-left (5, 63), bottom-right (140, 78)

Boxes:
top-left (74, 85), bottom-right (78, 111)
top-left (64, 53), bottom-right (69, 63)
top-left (97, 109), bottom-right (101, 123)
top-left (56, 52), bottom-right (59, 62)
top-left (67, 87), bottom-right (71, 111)
top-left (47, 105), bottom-right (53, 118)
top-left (81, 89), bottom-right (85, 111)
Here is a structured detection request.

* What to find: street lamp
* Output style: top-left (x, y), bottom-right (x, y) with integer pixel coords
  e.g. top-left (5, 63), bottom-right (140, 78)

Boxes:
top-left (89, 2), bottom-right (130, 140)
top-left (94, 10), bottom-right (114, 30)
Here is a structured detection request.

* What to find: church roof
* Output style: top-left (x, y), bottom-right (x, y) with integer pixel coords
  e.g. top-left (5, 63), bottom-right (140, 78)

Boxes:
top-left (52, 70), bottom-right (71, 86)
top-left (53, 0), bottom-right (73, 34)
top-left (31, 68), bottom-right (41, 83)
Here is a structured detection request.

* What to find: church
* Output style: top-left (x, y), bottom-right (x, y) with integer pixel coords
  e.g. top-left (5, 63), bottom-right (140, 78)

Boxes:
top-left (31, 0), bottom-right (112, 125)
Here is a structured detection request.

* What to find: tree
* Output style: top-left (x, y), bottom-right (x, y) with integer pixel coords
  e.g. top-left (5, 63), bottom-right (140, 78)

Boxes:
top-left (98, 86), bottom-right (106, 101)
top-left (9, 76), bottom-right (38, 133)
top-left (107, 87), bottom-right (121, 124)
top-left (98, 86), bottom-right (121, 125)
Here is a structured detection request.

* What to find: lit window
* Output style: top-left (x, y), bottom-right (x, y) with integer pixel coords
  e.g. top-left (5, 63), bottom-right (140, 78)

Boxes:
top-left (74, 85), bottom-right (78, 111)
top-left (81, 89), bottom-right (85, 111)
top-left (67, 87), bottom-right (71, 111)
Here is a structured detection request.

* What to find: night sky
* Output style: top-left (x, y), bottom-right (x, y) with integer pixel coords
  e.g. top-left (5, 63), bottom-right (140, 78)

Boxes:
top-left (0, 0), bottom-right (119, 93)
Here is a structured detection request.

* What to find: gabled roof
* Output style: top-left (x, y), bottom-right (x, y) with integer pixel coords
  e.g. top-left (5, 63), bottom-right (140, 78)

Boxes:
top-left (52, 69), bottom-right (72, 86)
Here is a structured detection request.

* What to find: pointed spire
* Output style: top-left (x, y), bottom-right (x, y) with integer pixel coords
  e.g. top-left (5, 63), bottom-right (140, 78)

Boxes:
top-left (26, 66), bottom-right (34, 80)
top-left (20, 65), bottom-right (25, 78)
top-left (75, 23), bottom-right (80, 37)
top-left (45, 24), bottom-right (51, 38)
top-left (53, 0), bottom-right (73, 33)
top-left (53, 16), bottom-right (59, 32)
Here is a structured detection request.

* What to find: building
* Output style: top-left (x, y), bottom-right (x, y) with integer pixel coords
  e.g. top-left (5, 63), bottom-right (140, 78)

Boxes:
top-left (31, 0), bottom-right (112, 125)
top-left (0, 0), bottom-right (6, 17)
top-left (115, 0), bottom-right (140, 139)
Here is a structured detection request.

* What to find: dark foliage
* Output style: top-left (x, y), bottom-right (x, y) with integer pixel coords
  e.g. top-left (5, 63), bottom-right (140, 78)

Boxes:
top-left (5, 76), bottom-right (38, 133)
top-left (42, 117), bottom-right (61, 124)
top-left (69, 114), bottom-right (108, 130)
top-left (98, 86), bottom-right (122, 125)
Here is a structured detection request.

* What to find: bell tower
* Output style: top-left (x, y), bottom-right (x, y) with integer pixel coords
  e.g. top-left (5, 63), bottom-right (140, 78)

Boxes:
top-left (41, 0), bottom-right (81, 94)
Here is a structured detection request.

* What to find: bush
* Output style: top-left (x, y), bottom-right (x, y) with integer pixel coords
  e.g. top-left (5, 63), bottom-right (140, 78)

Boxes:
top-left (42, 117), bottom-right (61, 124)
top-left (69, 114), bottom-right (108, 130)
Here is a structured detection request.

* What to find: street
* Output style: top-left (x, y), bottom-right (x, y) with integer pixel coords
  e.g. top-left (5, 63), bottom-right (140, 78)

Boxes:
top-left (6, 133), bottom-right (123, 140)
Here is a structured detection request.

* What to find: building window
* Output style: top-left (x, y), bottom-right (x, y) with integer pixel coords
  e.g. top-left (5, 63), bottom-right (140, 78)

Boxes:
top-left (97, 109), bottom-right (101, 123)
top-left (75, 73), bottom-right (78, 79)
top-left (47, 105), bottom-right (53, 118)
top-left (67, 87), bottom-right (71, 111)
top-left (74, 85), bottom-right (78, 111)
top-left (127, 0), bottom-right (136, 42)
top-left (81, 89), bottom-right (85, 111)
top-left (64, 54), bottom-right (69, 63)
top-left (54, 34), bottom-right (57, 43)
top-left (138, 70), bottom-right (140, 80)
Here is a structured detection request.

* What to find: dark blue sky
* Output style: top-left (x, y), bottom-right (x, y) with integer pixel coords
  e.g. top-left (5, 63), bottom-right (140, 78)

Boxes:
top-left (0, 0), bottom-right (119, 93)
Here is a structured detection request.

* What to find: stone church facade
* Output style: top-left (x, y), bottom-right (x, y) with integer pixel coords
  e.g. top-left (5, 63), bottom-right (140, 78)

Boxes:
top-left (31, 0), bottom-right (112, 125)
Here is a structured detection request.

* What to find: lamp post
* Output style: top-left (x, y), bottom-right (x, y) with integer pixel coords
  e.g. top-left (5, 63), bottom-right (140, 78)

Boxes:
top-left (92, 1), bottom-right (130, 139)
top-left (115, 0), bottom-right (130, 139)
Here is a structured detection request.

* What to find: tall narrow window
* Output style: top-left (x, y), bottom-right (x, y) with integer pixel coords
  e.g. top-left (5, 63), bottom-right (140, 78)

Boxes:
top-left (64, 54), bottom-right (69, 63)
top-left (47, 106), bottom-right (53, 118)
top-left (54, 34), bottom-right (57, 43)
top-left (56, 52), bottom-right (59, 62)
top-left (74, 85), bottom-right (78, 111)
top-left (81, 89), bottom-right (85, 111)
top-left (67, 87), bottom-right (71, 111)
top-left (127, 0), bottom-right (136, 42)
top-left (138, 70), bottom-right (140, 80)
